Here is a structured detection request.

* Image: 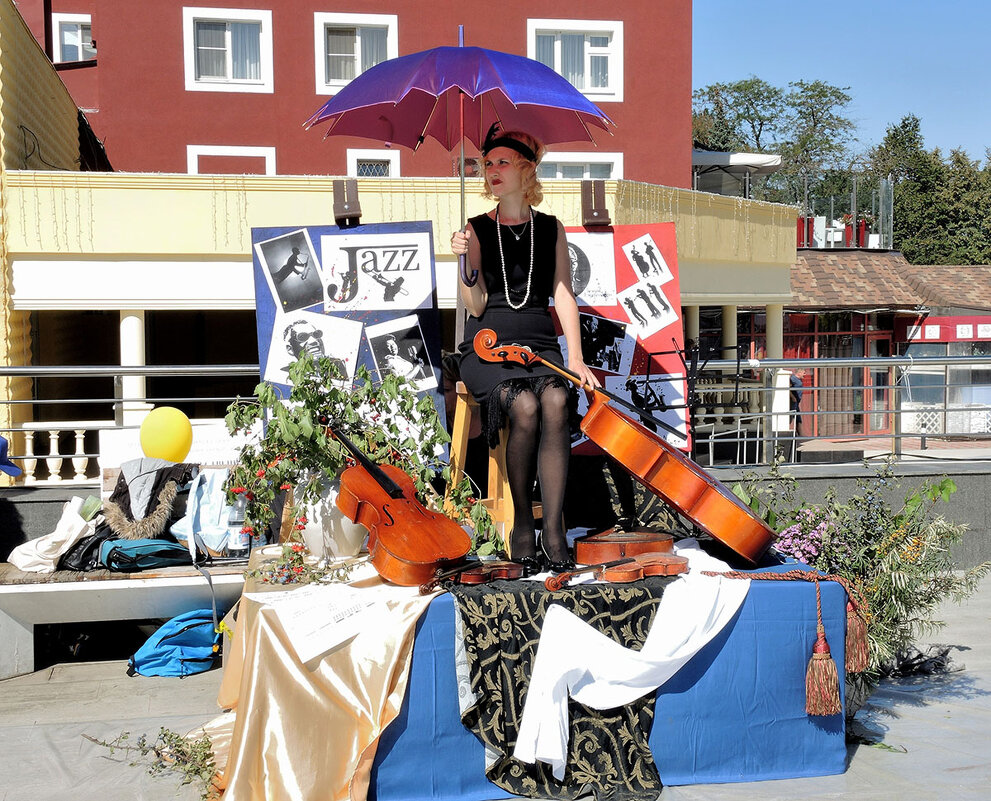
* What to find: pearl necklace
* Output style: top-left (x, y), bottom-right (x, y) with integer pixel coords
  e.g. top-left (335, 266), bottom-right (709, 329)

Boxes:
top-left (496, 206), bottom-right (534, 310)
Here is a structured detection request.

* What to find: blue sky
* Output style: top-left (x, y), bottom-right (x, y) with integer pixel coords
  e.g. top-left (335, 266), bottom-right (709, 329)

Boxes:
top-left (693, 1), bottom-right (991, 161)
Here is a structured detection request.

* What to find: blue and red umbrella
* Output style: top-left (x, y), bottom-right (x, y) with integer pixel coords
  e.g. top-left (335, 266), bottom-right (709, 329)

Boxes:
top-left (304, 45), bottom-right (613, 152)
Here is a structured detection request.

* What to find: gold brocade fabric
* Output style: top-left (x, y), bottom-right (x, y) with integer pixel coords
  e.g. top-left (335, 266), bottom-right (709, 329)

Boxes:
top-left (451, 577), bottom-right (673, 801)
top-left (212, 565), bottom-right (435, 801)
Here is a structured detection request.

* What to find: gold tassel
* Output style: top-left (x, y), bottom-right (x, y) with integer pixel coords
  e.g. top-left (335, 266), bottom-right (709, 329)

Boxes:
top-left (806, 626), bottom-right (842, 716)
top-left (845, 600), bottom-right (870, 673)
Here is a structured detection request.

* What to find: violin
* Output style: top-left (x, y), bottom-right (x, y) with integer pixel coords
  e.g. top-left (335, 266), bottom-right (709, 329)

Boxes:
top-left (545, 551), bottom-right (689, 591)
top-left (324, 421), bottom-right (472, 587)
top-left (418, 559), bottom-right (527, 594)
top-left (473, 329), bottom-right (774, 565)
top-left (573, 528), bottom-right (674, 565)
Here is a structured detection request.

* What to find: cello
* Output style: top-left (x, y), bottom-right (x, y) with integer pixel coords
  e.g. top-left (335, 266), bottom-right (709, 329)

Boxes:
top-left (472, 329), bottom-right (774, 565)
top-left (325, 421), bottom-right (472, 586)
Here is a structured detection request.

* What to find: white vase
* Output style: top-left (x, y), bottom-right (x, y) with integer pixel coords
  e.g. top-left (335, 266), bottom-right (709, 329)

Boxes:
top-left (299, 479), bottom-right (367, 560)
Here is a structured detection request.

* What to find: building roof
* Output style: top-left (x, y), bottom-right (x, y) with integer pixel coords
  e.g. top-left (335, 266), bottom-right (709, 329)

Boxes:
top-left (902, 264), bottom-right (991, 312)
top-left (790, 249), bottom-right (926, 310)
top-left (791, 250), bottom-right (991, 312)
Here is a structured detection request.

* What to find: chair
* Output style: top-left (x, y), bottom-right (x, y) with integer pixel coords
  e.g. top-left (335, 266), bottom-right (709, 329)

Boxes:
top-left (447, 382), bottom-right (542, 551)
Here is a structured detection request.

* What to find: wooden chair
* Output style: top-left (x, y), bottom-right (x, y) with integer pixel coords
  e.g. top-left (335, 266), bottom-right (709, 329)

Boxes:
top-left (447, 381), bottom-right (541, 553)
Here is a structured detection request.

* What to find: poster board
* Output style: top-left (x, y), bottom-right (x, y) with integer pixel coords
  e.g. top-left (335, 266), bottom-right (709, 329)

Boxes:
top-left (250, 221), bottom-right (445, 421)
top-left (558, 223), bottom-right (687, 451)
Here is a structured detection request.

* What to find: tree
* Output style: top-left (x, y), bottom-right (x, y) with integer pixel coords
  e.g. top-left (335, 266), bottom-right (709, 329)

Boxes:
top-left (865, 115), bottom-right (991, 264)
top-left (692, 77), bottom-right (856, 204)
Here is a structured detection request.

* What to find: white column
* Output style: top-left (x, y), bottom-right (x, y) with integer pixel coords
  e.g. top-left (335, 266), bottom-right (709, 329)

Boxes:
top-left (765, 304), bottom-right (784, 359)
top-left (119, 310), bottom-right (152, 426)
top-left (684, 305), bottom-right (700, 347)
top-left (721, 305), bottom-right (738, 375)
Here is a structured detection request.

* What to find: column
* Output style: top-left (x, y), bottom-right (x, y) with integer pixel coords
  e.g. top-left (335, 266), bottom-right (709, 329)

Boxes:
top-left (765, 304), bottom-right (784, 359)
top-left (684, 305), bottom-right (700, 347)
top-left (119, 310), bottom-right (153, 426)
top-left (721, 305), bottom-right (738, 369)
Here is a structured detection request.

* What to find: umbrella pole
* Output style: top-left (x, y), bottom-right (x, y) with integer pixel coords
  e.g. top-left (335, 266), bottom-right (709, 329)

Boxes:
top-left (455, 25), bottom-right (471, 343)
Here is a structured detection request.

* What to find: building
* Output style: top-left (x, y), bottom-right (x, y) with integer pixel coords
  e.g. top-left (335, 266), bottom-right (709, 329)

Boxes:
top-left (19, 1), bottom-right (691, 187)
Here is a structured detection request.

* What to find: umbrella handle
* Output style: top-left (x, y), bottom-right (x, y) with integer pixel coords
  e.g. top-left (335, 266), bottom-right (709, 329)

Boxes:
top-left (459, 253), bottom-right (478, 287)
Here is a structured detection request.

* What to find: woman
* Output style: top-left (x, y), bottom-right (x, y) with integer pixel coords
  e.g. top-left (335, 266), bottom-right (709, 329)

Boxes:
top-left (451, 126), bottom-right (599, 574)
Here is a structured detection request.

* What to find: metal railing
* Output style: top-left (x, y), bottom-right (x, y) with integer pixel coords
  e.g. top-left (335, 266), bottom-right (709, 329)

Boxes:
top-left (1, 355), bottom-right (990, 485)
top-left (689, 354), bottom-right (991, 467)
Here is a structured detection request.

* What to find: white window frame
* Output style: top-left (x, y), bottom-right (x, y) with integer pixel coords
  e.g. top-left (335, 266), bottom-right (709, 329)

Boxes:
top-left (52, 13), bottom-right (96, 64)
top-left (346, 148), bottom-right (400, 178)
top-left (526, 19), bottom-right (623, 102)
top-left (538, 152), bottom-right (623, 180)
top-left (313, 13), bottom-right (398, 95)
top-left (182, 7), bottom-right (274, 94)
top-left (186, 145), bottom-right (277, 175)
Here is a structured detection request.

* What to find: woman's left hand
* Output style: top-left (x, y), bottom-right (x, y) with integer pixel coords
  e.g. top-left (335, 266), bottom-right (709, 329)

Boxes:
top-left (568, 357), bottom-right (600, 390)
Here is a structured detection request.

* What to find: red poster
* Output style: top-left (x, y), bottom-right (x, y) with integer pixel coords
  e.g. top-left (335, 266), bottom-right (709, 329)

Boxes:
top-left (558, 223), bottom-right (687, 453)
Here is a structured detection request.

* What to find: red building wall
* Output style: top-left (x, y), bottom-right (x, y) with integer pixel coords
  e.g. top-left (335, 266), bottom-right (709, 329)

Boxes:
top-left (27, 0), bottom-right (691, 186)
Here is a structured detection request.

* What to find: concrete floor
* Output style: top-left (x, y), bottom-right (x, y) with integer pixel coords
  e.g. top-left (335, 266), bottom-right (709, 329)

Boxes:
top-left (1, 577), bottom-right (989, 801)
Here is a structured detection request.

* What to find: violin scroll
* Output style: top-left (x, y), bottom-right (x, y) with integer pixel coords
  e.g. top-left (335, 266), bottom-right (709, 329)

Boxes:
top-left (472, 329), bottom-right (539, 368)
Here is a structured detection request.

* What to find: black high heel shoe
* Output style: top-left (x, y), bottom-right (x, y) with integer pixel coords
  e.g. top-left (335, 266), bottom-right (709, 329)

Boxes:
top-left (508, 530), bottom-right (543, 577)
top-left (540, 536), bottom-right (575, 574)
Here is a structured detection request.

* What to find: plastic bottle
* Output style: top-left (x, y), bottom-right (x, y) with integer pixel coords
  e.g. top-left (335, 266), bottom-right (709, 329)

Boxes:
top-left (226, 495), bottom-right (250, 557)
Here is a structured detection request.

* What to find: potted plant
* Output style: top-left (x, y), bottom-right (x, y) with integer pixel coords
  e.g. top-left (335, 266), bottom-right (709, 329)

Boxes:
top-left (223, 354), bottom-right (498, 583)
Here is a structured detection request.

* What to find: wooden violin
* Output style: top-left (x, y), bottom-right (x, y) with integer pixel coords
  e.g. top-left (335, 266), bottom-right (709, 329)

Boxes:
top-left (324, 421), bottom-right (471, 587)
top-left (573, 528), bottom-right (674, 565)
top-left (473, 328), bottom-right (774, 565)
top-left (545, 551), bottom-right (689, 591)
top-left (418, 559), bottom-right (527, 594)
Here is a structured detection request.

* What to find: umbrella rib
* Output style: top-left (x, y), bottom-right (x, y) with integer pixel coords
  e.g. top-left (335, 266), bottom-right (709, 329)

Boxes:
top-left (414, 94), bottom-right (445, 152)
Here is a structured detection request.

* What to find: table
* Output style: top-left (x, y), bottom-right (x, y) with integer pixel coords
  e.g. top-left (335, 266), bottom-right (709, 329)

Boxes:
top-left (369, 567), bottom-right (848, 799)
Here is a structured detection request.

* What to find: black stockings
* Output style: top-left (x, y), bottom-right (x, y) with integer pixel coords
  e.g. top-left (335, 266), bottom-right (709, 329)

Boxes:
top-left (499, 383), bottom-right (571, 563)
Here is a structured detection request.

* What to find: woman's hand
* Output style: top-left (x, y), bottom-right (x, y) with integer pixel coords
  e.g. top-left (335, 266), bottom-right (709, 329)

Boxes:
top-left (568, 356), bottom-right (600, 390)
top-left (451, 228), bottom-right (471, 256)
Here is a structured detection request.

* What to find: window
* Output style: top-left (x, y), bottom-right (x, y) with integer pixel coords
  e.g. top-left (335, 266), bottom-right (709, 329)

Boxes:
top-left (183, 8), bottom-right (273, 93)
top-left (186, 145), bottom-right (276, 175)
top-left (537, 152), bottom-right (623, 180)
top-left (314, 13), bottom-right (397, 95)
top-left (528, 19), bottom-right (623, 102)
top-left (53, 13), bottom-right (96, 63)
top-left (346, 149), bottom-right (400, 178)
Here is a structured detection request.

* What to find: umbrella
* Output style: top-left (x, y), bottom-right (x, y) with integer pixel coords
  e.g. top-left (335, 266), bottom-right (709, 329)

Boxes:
top-left (304, 39), bottom-right (613, 323)
top-left (304, 45), bottom-right (613, 153)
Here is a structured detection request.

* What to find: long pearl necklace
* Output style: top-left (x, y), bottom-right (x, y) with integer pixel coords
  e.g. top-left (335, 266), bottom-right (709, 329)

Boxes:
top-left (496, 206), bottom-right (534, 310)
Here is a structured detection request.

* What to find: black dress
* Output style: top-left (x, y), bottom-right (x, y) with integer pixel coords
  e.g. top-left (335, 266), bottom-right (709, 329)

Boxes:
top-left (458, 210), bottom-right (570, 447)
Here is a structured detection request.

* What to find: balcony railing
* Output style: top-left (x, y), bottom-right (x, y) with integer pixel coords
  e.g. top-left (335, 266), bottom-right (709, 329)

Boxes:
top-left (1, 355), bottom-right (989, 485)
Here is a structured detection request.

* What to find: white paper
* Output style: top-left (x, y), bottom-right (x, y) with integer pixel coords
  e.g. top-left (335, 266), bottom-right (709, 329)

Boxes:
top-left (244, 583), bottom-right (377, 663)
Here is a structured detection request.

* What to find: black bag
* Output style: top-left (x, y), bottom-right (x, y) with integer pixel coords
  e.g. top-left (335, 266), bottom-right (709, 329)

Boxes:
top-left (56, 521), bottom-right (116, 572)
top-left (99, 537), bottom-right (193, 572)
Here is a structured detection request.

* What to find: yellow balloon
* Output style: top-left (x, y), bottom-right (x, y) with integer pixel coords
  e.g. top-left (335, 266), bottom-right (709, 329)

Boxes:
top-left (140, 406), bottom-right (193, 463)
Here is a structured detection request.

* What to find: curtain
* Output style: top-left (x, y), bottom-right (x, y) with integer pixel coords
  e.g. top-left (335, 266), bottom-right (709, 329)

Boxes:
top-left (195, 21), bottom-right (226, 80)
top-left (231, 21), bottom-right (261, 81)
top-left (360, 26), bottom-right (387, 73)
top-left (326, 27), bottom-right (356, 82)
top-left (535, 34), bottom-right (555, 70)
top-left (561, 33), bottom-right (584, 89)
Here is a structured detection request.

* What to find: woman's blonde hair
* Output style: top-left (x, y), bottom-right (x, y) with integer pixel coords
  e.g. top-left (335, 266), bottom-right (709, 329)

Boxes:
top-left (479, 130), bottom-right (545, 206)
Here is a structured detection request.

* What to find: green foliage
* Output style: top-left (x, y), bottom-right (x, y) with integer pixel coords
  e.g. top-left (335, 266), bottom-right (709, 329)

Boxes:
top-left (739, 459), bottom-right (990, 684)
top-left (224, 354), bottom-right (499, 574)
top-left (84, 728), bottom-right (218, 799)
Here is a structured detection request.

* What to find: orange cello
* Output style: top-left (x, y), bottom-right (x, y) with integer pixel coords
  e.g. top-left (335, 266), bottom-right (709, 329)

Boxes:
top-left (472, 329), bottom-right (774, 565)
top-left (326, 422), bottom-right (471, 587)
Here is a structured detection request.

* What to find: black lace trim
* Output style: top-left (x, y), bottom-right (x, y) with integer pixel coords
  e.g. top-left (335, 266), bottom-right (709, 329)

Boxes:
top-left (481, 375), bottom-right (575, 449)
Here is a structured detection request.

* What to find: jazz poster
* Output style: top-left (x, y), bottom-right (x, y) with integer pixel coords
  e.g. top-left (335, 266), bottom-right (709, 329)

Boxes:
top-left (558, 222), bottom-right (688, 451)
top-left (250, 221), bottom-right (445, 422)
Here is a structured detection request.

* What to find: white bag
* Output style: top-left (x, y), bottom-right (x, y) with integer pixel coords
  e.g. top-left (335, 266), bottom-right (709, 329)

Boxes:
top-left (8, 496), bottom-right (97, 573)
top-left (170, 468), bottom-right (234, 557)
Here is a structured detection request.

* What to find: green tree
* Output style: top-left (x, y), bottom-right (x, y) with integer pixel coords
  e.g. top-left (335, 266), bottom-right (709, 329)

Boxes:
top-left (692, 77), bottom-right (783, 152)
top-left (865, 115), bottom-right (991, 264)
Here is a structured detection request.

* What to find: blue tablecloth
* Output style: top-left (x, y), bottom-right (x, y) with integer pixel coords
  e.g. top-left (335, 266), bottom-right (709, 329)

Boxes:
top-left (369, 568), bottom-right (847, 799)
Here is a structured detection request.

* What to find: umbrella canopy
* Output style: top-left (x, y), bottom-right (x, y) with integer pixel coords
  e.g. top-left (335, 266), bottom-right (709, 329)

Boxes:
top-left (304, 46), bottom-right (613, 150)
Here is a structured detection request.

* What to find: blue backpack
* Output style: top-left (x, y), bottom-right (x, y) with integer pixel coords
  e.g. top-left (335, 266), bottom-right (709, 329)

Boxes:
top-left (127, 609), bottom-right (221, 677)
top-left (99, 537), bottom-right (193, 571)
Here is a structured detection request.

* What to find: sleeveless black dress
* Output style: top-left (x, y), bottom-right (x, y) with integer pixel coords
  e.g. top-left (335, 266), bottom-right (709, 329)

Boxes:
top-left (458, 210), bottom-right (571, 446)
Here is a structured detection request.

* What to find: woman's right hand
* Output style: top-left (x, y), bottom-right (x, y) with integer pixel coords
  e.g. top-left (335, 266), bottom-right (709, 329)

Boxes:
top-left (451, 228), bottom-right (471, 256)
